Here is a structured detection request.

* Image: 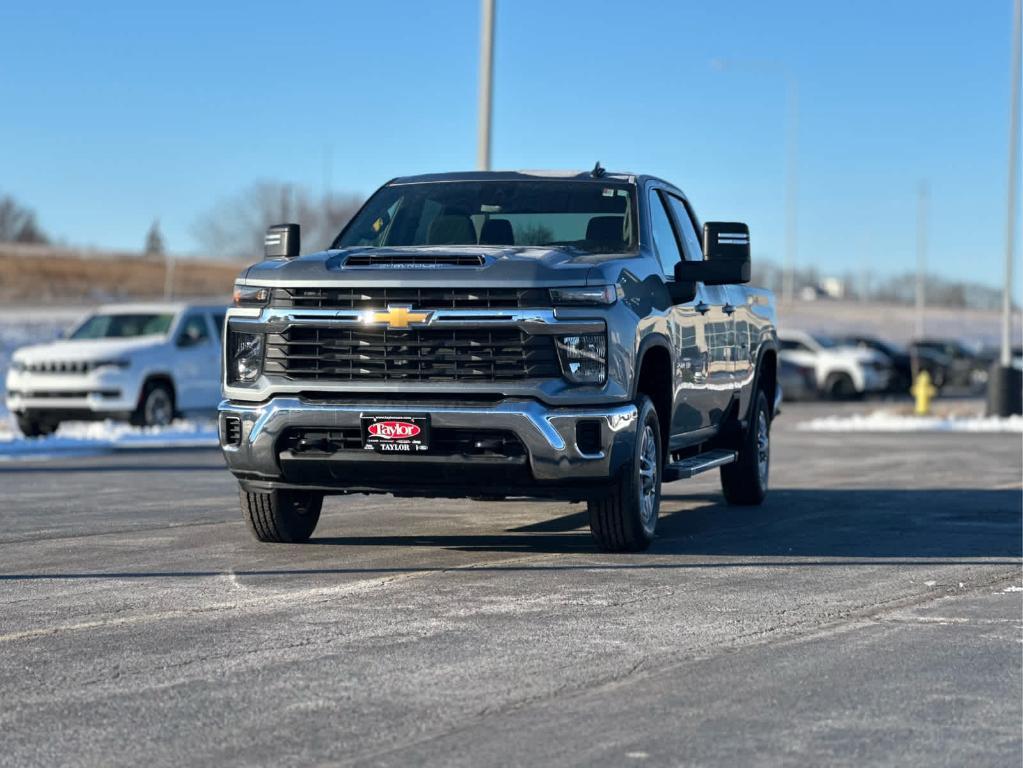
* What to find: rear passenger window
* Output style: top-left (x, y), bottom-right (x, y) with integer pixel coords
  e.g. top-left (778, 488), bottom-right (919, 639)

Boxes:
top-left (648, 190), bottom-right (682, 277)
top-left (665, 196), bottom-right (704, 261)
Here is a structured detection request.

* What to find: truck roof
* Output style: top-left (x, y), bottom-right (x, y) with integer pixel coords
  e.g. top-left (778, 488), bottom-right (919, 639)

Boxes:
top-left (389, 169), bottom-right (638, 185)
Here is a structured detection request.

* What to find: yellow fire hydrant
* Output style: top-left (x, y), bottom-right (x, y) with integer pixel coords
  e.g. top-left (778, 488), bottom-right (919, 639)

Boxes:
top-left (910, 370), bottom-right (937, 416)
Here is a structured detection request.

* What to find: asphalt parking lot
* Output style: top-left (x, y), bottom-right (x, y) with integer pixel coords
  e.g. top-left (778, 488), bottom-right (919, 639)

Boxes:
top-left (1, 403), bottom-right (1020, 767)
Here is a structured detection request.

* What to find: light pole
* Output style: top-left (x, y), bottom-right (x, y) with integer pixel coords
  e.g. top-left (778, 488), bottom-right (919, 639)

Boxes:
top-left (914, 181), bottom-right (928, 339)
top-left (989, 0), bottom-right (1022, 416)
top-left (712, 59), bottom-right (799, 304)
top-left (476, 0), bottom-right (495, 171)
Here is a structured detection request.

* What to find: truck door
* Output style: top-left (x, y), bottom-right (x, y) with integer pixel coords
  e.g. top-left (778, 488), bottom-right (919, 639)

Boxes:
top-left (648, 188), bottom-right (714, 437)
top-left (663, 194), bottom-right (736, 426)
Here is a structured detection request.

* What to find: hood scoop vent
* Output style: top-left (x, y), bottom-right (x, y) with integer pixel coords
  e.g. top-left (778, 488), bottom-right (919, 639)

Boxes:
top-left (344, 253), bottom-right (485, 268)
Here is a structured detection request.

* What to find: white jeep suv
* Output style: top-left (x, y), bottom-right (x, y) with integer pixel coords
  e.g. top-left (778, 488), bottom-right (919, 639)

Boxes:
top-left (5, 303), bottom-right (225, 437)
top-left (778, 330), bottom-right (890, 399)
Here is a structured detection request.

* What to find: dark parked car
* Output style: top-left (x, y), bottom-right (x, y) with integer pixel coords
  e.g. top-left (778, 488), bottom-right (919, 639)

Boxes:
top-left (779, 357), bottom-right (818, 400)
top-left (909, 339), bottom-right (988, 389)
top-left (839, 335), bottom-right (949, 393)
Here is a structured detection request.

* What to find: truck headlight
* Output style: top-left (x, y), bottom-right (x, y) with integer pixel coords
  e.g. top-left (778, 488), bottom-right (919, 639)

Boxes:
top-left (233, 284), bottom-right (270, 307)
top-left (229, 331), bottom-right (264, 383)
top-left (556, 334), bottom-right (607, 384)
top-left (549, 285), bottom-right (618, 306)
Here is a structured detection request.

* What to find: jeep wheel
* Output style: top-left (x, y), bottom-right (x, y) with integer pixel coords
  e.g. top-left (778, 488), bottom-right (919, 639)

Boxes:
top-left (587, 394), bottom-right (661, 553)
top-left (240, 488), bottom-right (323, 543)
top-left (16, 414), bottom-right (58, 438)
top-left (720, 389), bottom-right (770, 506)
top-left (132, 381), bottom-right (175, 427)
top-left (825, 372), bottom-right (857, 400)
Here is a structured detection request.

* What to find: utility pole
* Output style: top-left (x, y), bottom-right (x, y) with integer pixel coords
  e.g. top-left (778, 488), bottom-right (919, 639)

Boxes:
top-left (476, 0), bottom-right (495, 171)
top-left (782, 76), bottom-right (798, 305)
top-left (914, 181), bottom-right (928, 340)
top-left (1001, 0), bottom-right (1020, 368)
top-left (989, 0), bottom-right (1022, 416)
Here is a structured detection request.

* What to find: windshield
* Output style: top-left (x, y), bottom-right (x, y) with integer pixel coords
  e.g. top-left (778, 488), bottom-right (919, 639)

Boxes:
top-left (812, 334), bottom-right (838, 348)
top-left (334, 180), bottom-right (638, 254)
top-left (70, 313), bottom-right (174, 340)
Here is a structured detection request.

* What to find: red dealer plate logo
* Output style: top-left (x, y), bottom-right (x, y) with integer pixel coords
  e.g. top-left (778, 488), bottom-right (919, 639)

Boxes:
top-left (361, 414), bottom-right (431, 453)
top-left (367, 421), bottom-right (421, 440)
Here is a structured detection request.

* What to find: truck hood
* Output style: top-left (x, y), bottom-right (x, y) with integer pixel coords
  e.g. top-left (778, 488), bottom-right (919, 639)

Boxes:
top-left (241, 246), bottom-right (629, 288)
top-left (12, 336), bottom-right (163, 365)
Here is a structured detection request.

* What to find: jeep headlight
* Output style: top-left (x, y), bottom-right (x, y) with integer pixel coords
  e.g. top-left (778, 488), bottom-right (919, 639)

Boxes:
top-left (228, 331), bottom-right (264, 383)
top-left (556, 334), bottom-right (607, 384)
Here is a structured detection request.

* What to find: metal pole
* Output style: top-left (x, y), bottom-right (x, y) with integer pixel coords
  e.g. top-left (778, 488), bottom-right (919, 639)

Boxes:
top-left (782, 77), bottom-right (798, 304)
top-left (915, 181), bottom-right (928, 339)
top-left (1002, 0), bottom-right (1021, 367)
top-left (476, 0), bottom-right (495, 171)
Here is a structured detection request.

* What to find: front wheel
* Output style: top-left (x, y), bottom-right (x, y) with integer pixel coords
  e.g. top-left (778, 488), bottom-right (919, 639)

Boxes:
top-left (240, 488), bottom-right (323, 543)
top-left (587, 394), bottom-right (662, 553)
top-left (16, 414), bottom-right (58, 438)
top-left (720, 389), bottom-right (771, 506)
top-left (132, 381), bottom-right (175, 427)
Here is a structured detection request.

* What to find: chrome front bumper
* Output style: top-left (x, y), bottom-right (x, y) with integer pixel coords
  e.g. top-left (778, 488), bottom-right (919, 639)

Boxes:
top-left (218, 397), bottom-right (638, 492)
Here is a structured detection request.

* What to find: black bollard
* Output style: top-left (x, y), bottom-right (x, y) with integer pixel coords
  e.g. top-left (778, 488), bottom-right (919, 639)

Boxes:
top-left (986, 362), bottom-right (1023, 417)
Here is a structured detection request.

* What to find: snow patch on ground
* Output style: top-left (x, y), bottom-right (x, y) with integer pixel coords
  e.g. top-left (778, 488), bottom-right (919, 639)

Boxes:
top-left (0, 418), bottom-right (218, 461)
top-left (798, 411), bottom-right (1023, 433)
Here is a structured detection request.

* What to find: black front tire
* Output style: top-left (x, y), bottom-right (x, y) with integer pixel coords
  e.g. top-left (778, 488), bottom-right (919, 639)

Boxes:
top-left (132, 380), bottom-right (175, 427)
top-left (241, 488), bottom-right (323, 543)
top-left (587, 394), bottom-right (662, 553)
top-left (16, 414), bottom-right (58, 438)
top-left (721, 389), bottom-right (771, 506)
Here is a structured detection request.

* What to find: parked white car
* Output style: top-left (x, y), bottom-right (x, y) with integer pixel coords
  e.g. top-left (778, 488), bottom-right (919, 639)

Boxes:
top-left (778, 330), bottom-right (890, 399)
top-left (5, 303), bottom-right (226, 437)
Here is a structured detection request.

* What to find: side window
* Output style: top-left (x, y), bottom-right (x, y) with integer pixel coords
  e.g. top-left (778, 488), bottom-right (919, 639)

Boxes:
top-left (665, 196), bottom-right (703, 261)
top-left (210, 312), bottom-right (226, 341)
top-left (647, 190), bottom-right (683, 277)
top-left (178, 314), bottom-right (211, 347)
top-left (780, 339), bottom-right (810, 353)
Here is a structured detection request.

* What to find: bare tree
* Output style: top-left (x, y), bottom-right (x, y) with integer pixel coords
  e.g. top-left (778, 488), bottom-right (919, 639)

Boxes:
top-left (0, 195), bottom-right (49, 244)
top-left (193, 182), bottom-right (363, 259)
top-left (144, 219), bottom-right (165, 257)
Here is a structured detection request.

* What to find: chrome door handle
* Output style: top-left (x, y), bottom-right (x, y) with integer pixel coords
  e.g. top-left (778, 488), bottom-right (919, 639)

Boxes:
top-left (695, 301), bottom-right (710, 315)
top-left (722, 304), bottom-right (735, 315)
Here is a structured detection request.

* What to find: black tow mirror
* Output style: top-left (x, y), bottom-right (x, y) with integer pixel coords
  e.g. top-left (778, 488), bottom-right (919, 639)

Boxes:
top-left (700, 221), bottom-right (751, 284)
top-left (265, 223), bottom-right (300, 259)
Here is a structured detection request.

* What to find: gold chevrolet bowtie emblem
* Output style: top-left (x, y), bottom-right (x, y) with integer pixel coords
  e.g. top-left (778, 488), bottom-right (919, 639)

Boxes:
top-left (364, 305), bottom-right (432, 329)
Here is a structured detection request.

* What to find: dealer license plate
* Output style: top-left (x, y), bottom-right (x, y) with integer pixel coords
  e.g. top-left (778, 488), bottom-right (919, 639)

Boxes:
top-left (360, 414), bottom-right (431, 453)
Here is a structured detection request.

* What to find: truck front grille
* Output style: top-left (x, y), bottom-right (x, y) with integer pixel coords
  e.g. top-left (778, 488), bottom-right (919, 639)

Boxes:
top-left (270, 287), bottom-right (551, 310)
top-left (264, 326), bottom-right (561, 382)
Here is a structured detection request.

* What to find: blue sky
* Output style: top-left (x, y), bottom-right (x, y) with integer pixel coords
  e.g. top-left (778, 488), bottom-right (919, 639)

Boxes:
top-left (0, 0), bottom-right (1018, 293)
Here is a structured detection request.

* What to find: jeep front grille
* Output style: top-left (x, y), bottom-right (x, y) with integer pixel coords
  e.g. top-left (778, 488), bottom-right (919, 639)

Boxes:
top-left (270, 287), bottom-right (551, 311)
top-left (264, 326), bottom-right (560, 382)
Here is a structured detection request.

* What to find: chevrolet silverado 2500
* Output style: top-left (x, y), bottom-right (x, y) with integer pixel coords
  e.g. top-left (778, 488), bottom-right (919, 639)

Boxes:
top-left (219, 169), bottom-right (779, 552)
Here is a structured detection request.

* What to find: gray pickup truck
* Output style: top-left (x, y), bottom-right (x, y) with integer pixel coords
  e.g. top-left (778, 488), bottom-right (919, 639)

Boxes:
top-left (219, 168), bottom-right (779, 552)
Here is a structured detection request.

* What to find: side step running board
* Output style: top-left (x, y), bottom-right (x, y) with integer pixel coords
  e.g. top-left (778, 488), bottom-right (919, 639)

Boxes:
top-left (662, 449), bottom-right (737, 482)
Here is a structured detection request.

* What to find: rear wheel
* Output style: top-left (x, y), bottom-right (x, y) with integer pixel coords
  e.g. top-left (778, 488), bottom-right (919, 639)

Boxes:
top-left (587, 394), bottom-right (661, 553)
top-left (720, 389), bottom-right (771, 505)
top-left (16, 413), bottom-right (58, 438)
top-left (240, 488), bottom-right (323, 543)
